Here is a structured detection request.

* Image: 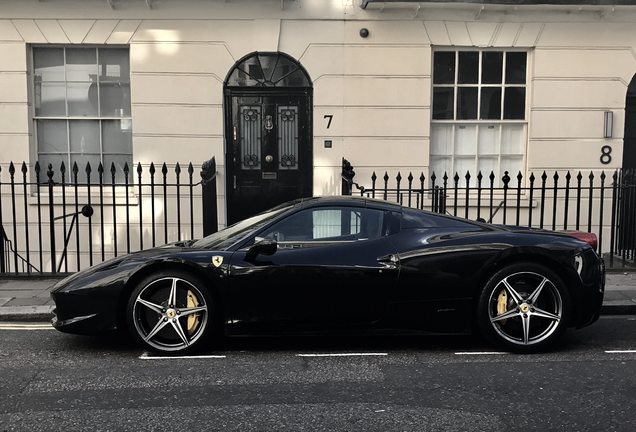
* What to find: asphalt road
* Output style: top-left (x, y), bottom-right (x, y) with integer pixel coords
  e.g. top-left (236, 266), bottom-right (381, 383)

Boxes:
top-left (0, 317), bottom-right (634, 432)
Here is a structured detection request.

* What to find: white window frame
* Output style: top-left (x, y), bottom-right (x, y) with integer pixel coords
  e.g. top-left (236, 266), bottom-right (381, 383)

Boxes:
top-left (30, 45), bottom-right (132, 183)
top-left (430, 48), bottom-right (530, 187)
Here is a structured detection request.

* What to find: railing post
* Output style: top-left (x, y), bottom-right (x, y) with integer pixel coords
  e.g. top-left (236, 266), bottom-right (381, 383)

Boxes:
top-left (47, 164), bottom-right (56, 274)
top-left (201, 157), bottom-right (218, 236)
top-left (341, 158), bottom-right (355, 196)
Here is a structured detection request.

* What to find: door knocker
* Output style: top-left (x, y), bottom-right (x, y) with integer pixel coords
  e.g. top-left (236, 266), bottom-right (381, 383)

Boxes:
top-left (265, 115), bottom-right (273, 131)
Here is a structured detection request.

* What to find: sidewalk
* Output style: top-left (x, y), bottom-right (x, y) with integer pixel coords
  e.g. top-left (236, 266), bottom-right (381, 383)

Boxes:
top-left (0, 272), bottom-right (635, 322)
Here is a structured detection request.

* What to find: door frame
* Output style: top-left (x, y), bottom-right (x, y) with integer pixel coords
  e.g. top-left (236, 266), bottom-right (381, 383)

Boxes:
top-left (223, 87), bottom-right (313, 225)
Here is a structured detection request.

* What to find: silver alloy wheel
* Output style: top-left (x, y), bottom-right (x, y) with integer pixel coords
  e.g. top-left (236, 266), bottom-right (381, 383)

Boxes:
top-left (132, 277), bottom-right (209, 352)
top-left (488, 271), bottom-right (563, 346)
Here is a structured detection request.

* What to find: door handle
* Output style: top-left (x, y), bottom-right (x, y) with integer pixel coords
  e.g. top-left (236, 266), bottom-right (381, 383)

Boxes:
top-left (377, 254), bottom-right (399, 268)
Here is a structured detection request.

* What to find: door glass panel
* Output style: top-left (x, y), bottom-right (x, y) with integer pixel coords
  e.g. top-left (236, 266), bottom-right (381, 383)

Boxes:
top-left (261, 207), bottom-right (385, 242)
top-left (278, 106), bottom-right (298, 170)
top-left (239, 105), bottom-right (261, 169)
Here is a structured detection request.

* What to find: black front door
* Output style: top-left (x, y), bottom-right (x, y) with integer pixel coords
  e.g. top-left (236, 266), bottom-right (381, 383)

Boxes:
top-left (225, 92), bottom-right (312, 225)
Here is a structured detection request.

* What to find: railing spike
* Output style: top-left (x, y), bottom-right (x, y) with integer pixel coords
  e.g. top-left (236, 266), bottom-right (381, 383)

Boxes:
top-left (477, 170), bottom-right (483, 181)
top-left (162, 162), bottom-right (168, 175)
top-left (97, 162), bottom-right (103, 174)
top-left (188, 162), bottom-right (194, 175)
top-left (453, 172), bottom-right (460, 182)
top-left (137, 162), bottom-right (143, 174)
top-left (34, 161), bottom-right (40, 174)
top-left (553, 171), bottom-right (559, 181)
top-left (149, 162), bottom-right (156, 174)
top-left (21, 161), bottom-right (27, 174)
top-left (9, 161), bottom-right (15, 175)
top-left (85, 161), bottom-right (92, 174)
top-left (175, 162), bottom-right (181, 175)
top-left (589, 170), bottom-right (594, 180)
top-left (577, 171), bottom-right (583, 181)
top-left (60, 161), bottom-right (66, 174)
top-left (72, 161), bottom-right (79, 175)
top-left (371, 171), bottom-right (377, 181)
top-left (517, 171), bottom-right (523, 181)
top-left (110, 161), bottom-right (117, 175)
top-left (123, 162), bottom-right (130, 174)
top-left (489, 171), bottom-right (495, 181)
top-left (419, 172), bottom-right (425, 182)
top-left (600, 170), bottom-right (606, 180)
top-left (541, 170), bottom-right (547, 181)
top-left (407, 172), bottom-right (413, 182)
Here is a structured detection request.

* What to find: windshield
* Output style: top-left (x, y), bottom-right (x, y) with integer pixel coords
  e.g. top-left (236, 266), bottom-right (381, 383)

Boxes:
top-left (192, 204), bottom-right (294, 249)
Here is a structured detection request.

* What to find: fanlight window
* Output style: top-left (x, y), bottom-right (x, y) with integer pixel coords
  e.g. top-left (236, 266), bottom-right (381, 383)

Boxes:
top-left (226, 52), bottom-right (311, 88)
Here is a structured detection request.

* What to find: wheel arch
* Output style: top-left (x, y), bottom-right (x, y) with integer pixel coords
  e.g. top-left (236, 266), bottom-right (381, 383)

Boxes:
top-left (472, 250), bottom-right (579, 317)
top-left (116, 260), bottom-right (222, 333)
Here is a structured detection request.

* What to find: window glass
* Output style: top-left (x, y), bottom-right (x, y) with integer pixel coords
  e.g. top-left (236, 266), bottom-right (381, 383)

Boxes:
top-left (505, 52), bottom-right (527, 84)
top-left (432, 87), bottom-right (454, 120)
top-left (433, 52), bottom-right (455, 84)
top-left (226, 53), bottom-right (311, 88)
top-left (481, 52), bottom-right (503, 84)
top-left (261, 207), bottom-right (385, 242)
top-left (34, 48), bottom-right (64, 81)
top-left (504, 87), bottom-right (526, 120)
top-left (480, 87), bottom-right (502, 120)
top-left (35, 82), bottom-right (66, 117)
top-left (458, 52), bottom-right (479, 84)
top-left (66, 48), bottom-right (97, 82)
top-left (457, 87), bottom-right (478, 120)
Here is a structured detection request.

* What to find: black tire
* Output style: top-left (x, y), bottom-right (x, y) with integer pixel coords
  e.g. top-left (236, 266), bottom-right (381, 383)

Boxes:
top-left (125, 270), bottom-right (216, 355)
top-left (477, 262), bottom-right (572, 354)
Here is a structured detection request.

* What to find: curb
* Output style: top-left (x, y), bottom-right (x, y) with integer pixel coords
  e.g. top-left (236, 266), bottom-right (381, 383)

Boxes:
top-left (0, 306), bottom-right (53, 323)
top-left (601, 304), bottom-right (636, 315)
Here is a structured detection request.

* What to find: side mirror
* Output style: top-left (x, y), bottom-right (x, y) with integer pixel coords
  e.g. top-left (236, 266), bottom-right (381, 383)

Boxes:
top-left (246, 237), bottom-right (277, 261)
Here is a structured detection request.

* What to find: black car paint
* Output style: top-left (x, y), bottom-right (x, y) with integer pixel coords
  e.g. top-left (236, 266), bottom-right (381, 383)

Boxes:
top-left (51, 196), bottom-right (604, 337)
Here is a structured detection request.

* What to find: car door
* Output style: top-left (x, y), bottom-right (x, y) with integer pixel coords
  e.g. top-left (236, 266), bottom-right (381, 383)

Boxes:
top-left (225, 204), bottom-right (400, 335)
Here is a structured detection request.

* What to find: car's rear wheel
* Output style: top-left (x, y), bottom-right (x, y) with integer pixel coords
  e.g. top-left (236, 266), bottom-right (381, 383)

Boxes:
top-left (477, 263), bottom-right (571, 353)
top-left (126, 271), bottom-right (214, 354)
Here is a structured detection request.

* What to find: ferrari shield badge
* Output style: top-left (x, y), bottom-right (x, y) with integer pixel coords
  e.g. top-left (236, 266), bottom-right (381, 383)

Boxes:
top-left (212, 256), bottom-right (223, 267)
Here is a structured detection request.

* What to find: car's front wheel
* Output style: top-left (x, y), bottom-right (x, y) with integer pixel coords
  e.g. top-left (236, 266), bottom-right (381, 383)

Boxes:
top-left (477, 263), bottom-right (571, 353)
top-left (126, 271), bottom-right (214, 354)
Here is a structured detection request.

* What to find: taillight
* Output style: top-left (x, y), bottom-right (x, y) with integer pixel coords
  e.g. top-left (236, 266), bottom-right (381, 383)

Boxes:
top-left (561, 230), bottom-right (598, 251)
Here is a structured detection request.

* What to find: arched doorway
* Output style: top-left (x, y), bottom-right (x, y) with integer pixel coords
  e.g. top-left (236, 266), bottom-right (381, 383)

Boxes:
top-left (623, 75), bottom-right (636, 171)
top-left (224, 52), bottom-right (313, 224)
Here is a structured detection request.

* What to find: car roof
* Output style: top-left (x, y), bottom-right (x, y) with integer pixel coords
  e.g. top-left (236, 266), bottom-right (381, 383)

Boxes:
top-left (298, 195), bottom-right (403, 211)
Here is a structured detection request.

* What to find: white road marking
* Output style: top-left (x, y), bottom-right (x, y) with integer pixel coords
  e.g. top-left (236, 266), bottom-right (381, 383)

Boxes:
top-left (454, 351), bottom-right (509, 355)
top-left (139, 353), bottom-right (226, 360)
top-left (296, 353), bottom-right (388, 357)
top-left (604, 350), bottom-right (636, 354)
top-left (0, 324), bottom-right (54, 330)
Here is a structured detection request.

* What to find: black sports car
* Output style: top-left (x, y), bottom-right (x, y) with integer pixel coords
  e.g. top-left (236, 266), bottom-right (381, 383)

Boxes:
top-left (51, 196), bottom-right (605, 354)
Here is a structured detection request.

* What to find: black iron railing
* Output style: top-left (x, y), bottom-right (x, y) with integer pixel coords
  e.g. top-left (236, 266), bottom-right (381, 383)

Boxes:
top-left (0, 157), bottom-right (218, 275)
top-left (341, 158), bottom-right (636, 268)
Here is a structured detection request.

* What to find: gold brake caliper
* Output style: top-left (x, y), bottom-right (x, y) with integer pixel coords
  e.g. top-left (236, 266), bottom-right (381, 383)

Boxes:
top-left (186, 290), bottom-right (200, 335)
top-left (496, 289), bottom-right (508, 317)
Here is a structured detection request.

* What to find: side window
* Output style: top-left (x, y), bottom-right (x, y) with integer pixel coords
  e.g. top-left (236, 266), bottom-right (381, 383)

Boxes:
top-left (261, 207), bottom-right (385, 242)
